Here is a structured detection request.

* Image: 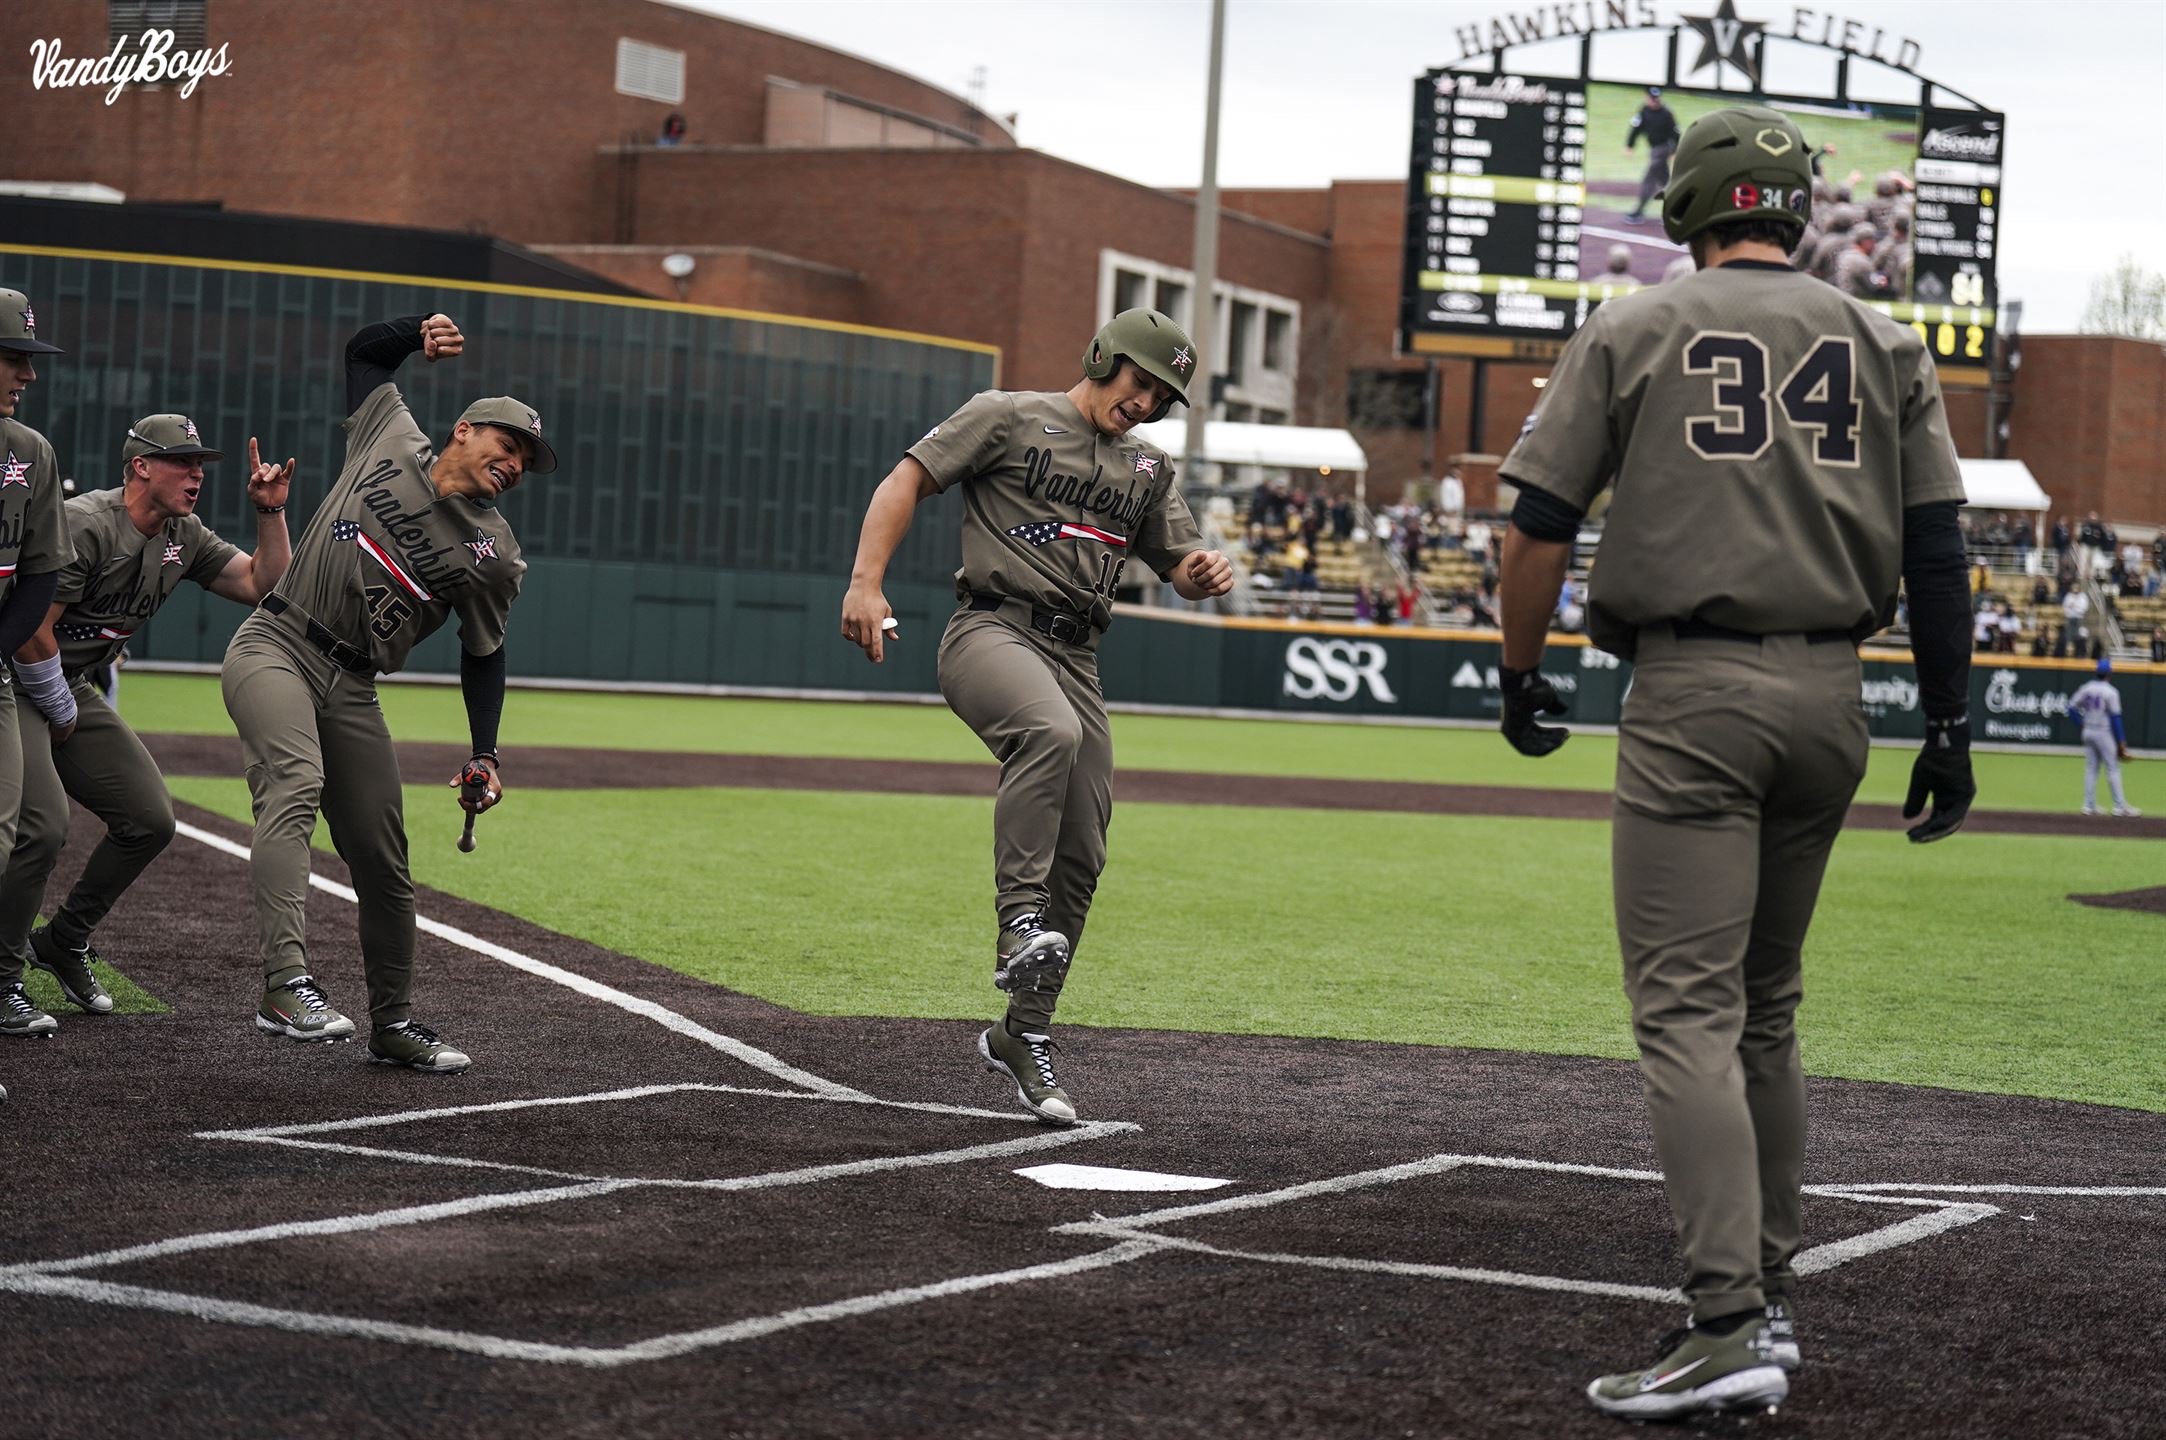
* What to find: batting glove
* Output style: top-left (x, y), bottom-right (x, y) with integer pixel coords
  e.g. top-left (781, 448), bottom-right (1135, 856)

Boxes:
top-left (1499, 664), bottom-right (1570, 757)
top-left (1903, 713), bottom-right (1975, 844)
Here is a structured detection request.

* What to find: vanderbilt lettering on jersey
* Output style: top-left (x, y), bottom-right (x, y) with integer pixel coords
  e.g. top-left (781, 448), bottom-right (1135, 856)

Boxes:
top-left (1499, 263), bottom-right (1964, 659)
top-left (0, 417), bottom-right (75, 606)
top-left (269, 381), bottom-right (524, 673)
top-left (908, 390), bottom-right (1202, 629)
top-left (52, 488), bottom-right (240, 678)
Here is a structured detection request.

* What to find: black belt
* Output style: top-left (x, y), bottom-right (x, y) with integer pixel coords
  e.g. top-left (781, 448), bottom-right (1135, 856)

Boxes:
top-left (1669, 618), bottom-right (1853, 646)
top-left (261, 594), bottom-right (375, 674)
top-left (966, 591), bottom-right (1095, 646)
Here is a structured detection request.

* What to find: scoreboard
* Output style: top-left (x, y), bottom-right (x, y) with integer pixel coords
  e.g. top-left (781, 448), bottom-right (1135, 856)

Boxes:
top-left (1399, 70), bottom-right (2005, 383)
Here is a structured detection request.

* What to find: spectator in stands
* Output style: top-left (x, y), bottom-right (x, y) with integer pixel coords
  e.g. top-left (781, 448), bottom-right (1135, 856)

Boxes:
top-left (2031, 626), bottom-right (2051, 658)
top-left (2051, 515), bottom-right (2072, 553)
top-left (2079, 513), bottom-right (2112, 549)
top-left (2062, 586), bottom-right (2091, 651)
top-left (2153, 526), bottom-right (2165, 574)
top-left (1974, 602), bottom-right (1999, 652)
top-left (1472, 577), bottom-right (1500, 629)
top-left (1395, 579), bottom-right (1419, 624)
top-left (1354, 582), bottom-right (1376, 624)
top-left (2152, 629), bottom-right (2166, 664)
top-left (1329, 496), bottom-right (1353, 542)
top-left (1438, 466), bottom-right (1464, 520)
top-left (657, 113), bottom-right (688, 147)
top-left (1401, 520), bottom-right (1425, 573)
top-left (1997, 603), bottom-right (2020, 653)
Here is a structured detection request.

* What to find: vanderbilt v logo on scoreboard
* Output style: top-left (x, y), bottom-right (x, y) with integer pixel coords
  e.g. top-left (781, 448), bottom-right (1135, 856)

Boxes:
top-left (1398, 5), bottom-right (2004, 385)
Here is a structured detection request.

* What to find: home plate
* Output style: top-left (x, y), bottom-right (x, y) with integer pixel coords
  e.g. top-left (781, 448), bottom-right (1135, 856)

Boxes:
top-left (1015, 1163), bottom-right (1232, 1192)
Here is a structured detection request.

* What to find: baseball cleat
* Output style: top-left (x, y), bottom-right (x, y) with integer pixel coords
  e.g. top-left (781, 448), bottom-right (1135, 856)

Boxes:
top-left (29, 928), bottom-right (113, 1014)
top-left (1586, 1315), bottom-right (1788, 1420)
top-left (2081, 805), bottom-right (2101, 816)
top-left (256, 976), bottom-right (356, 1042)
top-left (0, 982), bottom-right (58, 1038)
top-left (2112, 804), bottom-right (2142, 817)
top-left (979, 1022), bottom-right (1077, 1125)
top-left (367, 1019), bottom-right (471, 1074)
top-left (993, 913), bottom-right (1071, 994)
top-left (1764, 1295), bottom-right (1801, 1372)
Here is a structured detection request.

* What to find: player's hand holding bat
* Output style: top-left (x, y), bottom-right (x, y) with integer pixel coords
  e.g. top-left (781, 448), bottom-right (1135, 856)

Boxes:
top-left (1499, 665), bottom-right (1570, 757)
top-left (1903, 714), bottom-right (1975, 843)
top-left (450, 755), bottom-right (501, 853)
top-left (244, 435), bottom-right (294, 511)
top-left (419, 314), bottom-right (464, 362)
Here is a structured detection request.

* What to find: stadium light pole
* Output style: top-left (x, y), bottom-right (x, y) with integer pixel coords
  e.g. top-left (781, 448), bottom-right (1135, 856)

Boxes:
top-left (1182, 0), bottom-right (1226, 495)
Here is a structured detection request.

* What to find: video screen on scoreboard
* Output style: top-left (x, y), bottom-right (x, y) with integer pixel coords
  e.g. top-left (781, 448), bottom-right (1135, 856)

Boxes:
top-left (1400, 72), bottom-right (2004, 375)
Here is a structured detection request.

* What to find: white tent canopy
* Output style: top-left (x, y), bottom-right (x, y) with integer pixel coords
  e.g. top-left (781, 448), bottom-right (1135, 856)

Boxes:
top-left (1127, 420), bottom-right (1368, 478)
top-left (1959, 459), bottom-right (2049, 512)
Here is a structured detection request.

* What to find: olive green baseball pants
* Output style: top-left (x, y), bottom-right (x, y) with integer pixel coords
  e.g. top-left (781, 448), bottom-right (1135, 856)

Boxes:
top-left (0, 685), bottom-right (177, 965)
top-left (938, 605), bottom-right (1111, 1031)
top-left (222, 617), bottom-right (417, 1026)
top-left (1611, 628), bottom-right (1868, 1324)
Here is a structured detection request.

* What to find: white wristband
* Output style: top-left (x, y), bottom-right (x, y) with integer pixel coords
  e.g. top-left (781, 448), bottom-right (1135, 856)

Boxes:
top-left (12, 654), bottom-right (77, 730)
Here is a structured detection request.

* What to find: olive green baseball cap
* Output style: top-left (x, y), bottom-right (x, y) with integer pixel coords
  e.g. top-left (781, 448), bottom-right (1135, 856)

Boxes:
top-left (457, 396), bottom-right (558, 474)
top-left (123, 413), bottom-right (225, 463)
top-left (0, 288), bottom-right (64, 355)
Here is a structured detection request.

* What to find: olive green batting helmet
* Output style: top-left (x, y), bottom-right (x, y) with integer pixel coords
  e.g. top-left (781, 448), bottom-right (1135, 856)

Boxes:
top-left (1081, 308), bottom-right (1195, 422)
top-left (1659, 105), bottom-right (1814, 245)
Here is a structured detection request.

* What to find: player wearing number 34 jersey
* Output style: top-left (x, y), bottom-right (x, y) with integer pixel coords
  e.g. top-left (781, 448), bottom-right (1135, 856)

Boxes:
top-left (1493, 106), bottom-right (1975, 1420)
top-left (840, 308), bottom-right (1233, 1126)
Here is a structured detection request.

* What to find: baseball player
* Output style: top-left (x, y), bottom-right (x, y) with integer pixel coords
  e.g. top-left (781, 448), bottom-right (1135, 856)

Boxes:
top-left (221, 313), bottom-right (542, 1074)
top-left (2072, 657), bottom-right (2139, 816)
top-left (1493, 107), bottom-right (1976, 1419)
top-left (0, 416), bottom-right (292, 1030)
top-left (0, 288), bottom-right (80, 1044)
top-left (1622, 87), bottom-right (1680, 223)
top-left (839, 308), bottom-right (1232, 1125)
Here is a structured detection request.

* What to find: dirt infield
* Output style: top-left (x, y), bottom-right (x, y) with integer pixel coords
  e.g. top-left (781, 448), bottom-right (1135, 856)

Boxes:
top-left (141, 732), bottom-right (2164, 840)
top-left (3, 757), bottom-right (2163, 1438)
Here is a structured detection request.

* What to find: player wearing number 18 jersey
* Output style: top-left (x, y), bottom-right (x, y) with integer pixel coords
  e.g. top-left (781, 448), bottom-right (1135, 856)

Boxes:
top-left (840, 309), bottom-right (1233, 1125)
top-left (1492, 107), bottom-right (1976, 1419)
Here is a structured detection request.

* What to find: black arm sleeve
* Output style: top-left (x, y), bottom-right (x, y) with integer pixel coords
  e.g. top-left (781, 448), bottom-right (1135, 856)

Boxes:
top-left (345, 315), bottom-right (429, 414)
top-left (0, 571), bottom-right (60, 660)
top-left (1509, 482), bottom-right (1587, 544)
top-left (1901, 500), bottom-right (1972, 721)
top-left (460, 644), bottom-right (507, 757)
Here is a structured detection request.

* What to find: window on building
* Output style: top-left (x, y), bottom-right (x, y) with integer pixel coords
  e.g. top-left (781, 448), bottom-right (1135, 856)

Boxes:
top-left (1263, 310), bottom-right (1293, 371)
top-left (1154, 279), bottom-right (1188, 327)
top-left (1114, 270), bottom-right (1149, 315)
top-left (1345, 369), bottom-right (1428, 429)
top-left (1256, 408), bottom-right (1287, 425)
top-left (616, 38), bottom-right (687, 105)
top-left (1227, 302), bottom-right (1256, 383)
top-left (1223, 401), bottom-right (1254, 423)
top-left (109, 1), bottom-right (207, 56)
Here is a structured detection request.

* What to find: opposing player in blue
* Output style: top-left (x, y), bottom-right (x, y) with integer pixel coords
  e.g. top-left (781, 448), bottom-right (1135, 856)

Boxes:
top-left (2072, 657), bottom-right (2139, 817)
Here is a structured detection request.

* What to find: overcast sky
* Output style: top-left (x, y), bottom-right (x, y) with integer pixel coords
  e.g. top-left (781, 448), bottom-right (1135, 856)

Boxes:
top-left (680, 0), bottom-right (2164, 334)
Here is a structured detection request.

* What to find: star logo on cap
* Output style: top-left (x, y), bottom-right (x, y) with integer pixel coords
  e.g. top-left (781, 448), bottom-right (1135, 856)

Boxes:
top-left (182, 419), bottom-right (200, 442)
top-left (20, 306), bottom-right (34, 335)
top-left (0, 452), bottom-right (29, 488)
top-left (1170, 346), bottom-right (1193, 374)
top-left (1682, 0), bottom-right (1766, 89)
top-left (527, 412), bottom-right (542, 436)
top-left (161, 541), bottom-right (184, 566)
top-left (465, 531), bottom-right (497, 563)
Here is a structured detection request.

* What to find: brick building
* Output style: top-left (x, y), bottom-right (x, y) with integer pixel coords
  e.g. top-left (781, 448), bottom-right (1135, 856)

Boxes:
top-left (8, 0), bottom-right (2158, 520)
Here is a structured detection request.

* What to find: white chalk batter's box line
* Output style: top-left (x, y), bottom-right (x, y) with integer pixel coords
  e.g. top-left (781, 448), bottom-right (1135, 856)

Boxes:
top-left (8, 1085), bottom-right (2158, 1368)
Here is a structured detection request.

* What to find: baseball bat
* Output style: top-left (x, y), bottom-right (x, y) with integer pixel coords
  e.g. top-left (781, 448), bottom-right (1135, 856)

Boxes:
top-left (456, 761), bottom-right (491, 853)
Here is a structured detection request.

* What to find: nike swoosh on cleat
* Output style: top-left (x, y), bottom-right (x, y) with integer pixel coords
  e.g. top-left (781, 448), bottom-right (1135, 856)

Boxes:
top-left (1641, 1357), bottom-right (1708, 1392)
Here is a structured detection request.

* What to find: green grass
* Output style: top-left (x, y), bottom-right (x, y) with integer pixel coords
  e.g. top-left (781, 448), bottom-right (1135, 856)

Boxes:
top-left (167, 776), bottom-right (2166, 1113)
top-left (121, 672), bottom-right (2136, 814)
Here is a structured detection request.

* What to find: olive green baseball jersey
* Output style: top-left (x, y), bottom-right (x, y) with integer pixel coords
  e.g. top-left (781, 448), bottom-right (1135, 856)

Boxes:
top-left (51, 488), bottom-right (241, 677)
top-left (1500, 262), bottom-right (1965, 658)
top-left (269, 381), bottom-right (524, 672)
top-left (907, 391), bottom-right (1202, 629)
top-left (0, 417), bottom-right (76, 601)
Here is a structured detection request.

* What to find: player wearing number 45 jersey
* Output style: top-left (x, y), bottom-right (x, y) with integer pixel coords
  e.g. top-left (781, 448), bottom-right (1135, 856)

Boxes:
top-left (841, 309), bottom-right (1233, 1125)
top-left (1494, 107), bottom-right (1976, 1420)
top-left (222, 313), bottom-right (542, 1075)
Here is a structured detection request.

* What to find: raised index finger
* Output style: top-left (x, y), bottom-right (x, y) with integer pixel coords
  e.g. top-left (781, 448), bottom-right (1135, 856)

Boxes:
top-left (249, 435), bottom-right (261, 469)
